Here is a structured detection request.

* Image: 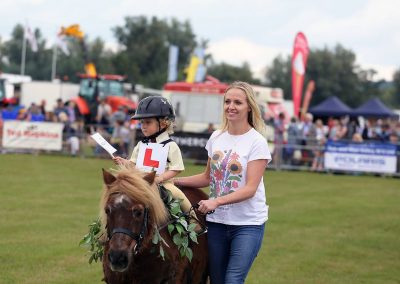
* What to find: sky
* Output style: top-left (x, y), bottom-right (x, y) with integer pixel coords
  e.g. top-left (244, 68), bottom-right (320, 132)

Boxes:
top-left (0, 0), bottom-right (399, 82)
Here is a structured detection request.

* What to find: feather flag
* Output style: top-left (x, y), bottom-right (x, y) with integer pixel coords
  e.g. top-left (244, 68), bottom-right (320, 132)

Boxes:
top-left (167, 45), bottom-right (179, 82)
top-left (291, 32), bottom-right (309, 118)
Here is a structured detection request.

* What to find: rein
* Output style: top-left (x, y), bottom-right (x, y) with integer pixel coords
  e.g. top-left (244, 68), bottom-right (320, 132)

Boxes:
top-left (108, 208), bottom-right (149, 254)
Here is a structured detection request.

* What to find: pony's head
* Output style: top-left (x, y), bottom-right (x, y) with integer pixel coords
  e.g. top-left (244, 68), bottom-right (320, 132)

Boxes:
top-left (100, 165), bottom-right (168, 272)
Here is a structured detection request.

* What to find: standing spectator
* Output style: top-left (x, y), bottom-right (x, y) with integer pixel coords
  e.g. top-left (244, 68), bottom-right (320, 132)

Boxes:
top-left (111, 105), bottom-right (127, 124)
top-left (301, 113), bottom-right (317, 143)
top-left (335, 116), bottom-right (348, 140)
top-left (311, 136), bottom-right (326, 172)
top-left (96, 98), bottom-right (112, 127)
top-left (328, 119), bottom-right (340, 140)
top-left (174, 81), bottom-right (271, 283)
top-left (310, 119), bottom-right (327, 172)
top-left (346, 119), bottom-right (359, 140)
top-left (204, 122), bottom-right (215, 134)
top-left (300, 112), bottom-right (317, 165)
top-left (273, 112), bottom-right (285, 167)
top-left (284, 116), bottom-right (302, 164)
top-left (361, 119), bottom-right (374, 140)
top-left (59, 112), bottom-right (80, 156)
top-left (110, 119), bottom-right (130, 157)
top-left (315, 119), bottom-right (327, 141)
top-left (66, 101), bottom-right (77, 125)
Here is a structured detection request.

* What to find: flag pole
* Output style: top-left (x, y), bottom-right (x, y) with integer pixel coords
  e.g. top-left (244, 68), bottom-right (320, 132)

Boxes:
top-left (20, 30), bottom-right (27, 75)
top-left (51, 43), bottom-right (58, 81)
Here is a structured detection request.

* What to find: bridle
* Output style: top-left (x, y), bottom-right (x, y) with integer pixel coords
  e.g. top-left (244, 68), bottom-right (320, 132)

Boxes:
top-left (107, 207), bottom-right (149, 255)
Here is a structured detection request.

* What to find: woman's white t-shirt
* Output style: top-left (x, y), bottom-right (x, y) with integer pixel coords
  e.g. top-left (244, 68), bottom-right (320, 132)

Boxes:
top-left (205, 128), bottom-right (271, 225)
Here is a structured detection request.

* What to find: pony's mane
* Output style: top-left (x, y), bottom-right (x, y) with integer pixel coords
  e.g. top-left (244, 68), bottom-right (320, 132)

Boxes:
top-left (99, 165), bottom-right (169, 229)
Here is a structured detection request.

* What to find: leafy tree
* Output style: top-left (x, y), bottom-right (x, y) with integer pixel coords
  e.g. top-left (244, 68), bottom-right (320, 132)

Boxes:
top-left (392, 68), bottom-right (400, 107)
top-left (112, 16), bottom-right (198, 88)
top-left (207, 61), bottom-right (260, 84)
top-left (264, 44), bottom-right (386, 108)
top-left (265, 55), bottom-right (291, 99)
top-left (1, 24), bottom-right (53, 80)
top-left (306, 44), bottom-right (364, 107)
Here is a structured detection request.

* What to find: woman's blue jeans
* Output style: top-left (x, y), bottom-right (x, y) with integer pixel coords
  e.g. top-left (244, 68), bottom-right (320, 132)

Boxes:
top-left (206, 221), bottom-right (266, 284)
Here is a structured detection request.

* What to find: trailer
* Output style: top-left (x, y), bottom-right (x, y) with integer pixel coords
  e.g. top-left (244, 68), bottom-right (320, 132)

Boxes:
top-left (0, 73), bottom-right (32, 106)
top-left (20, 81), bottom-right (79, 112)
top-left (162, 78), bottom-right (291, 135)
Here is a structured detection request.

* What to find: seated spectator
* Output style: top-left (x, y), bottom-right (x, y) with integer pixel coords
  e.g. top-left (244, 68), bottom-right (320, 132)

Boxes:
top-left (53, 99), bottom-right (67, 121)
top-left (17, 109), bottom-right (30, 121)
top-left (352, 133), bottom-right (363, 143)
top-left (389, 133), bottom-right (399, 145)
top-left (28, 103), bottom-right (45, 122)
top-left (379, 123), bottom-right (391, 142)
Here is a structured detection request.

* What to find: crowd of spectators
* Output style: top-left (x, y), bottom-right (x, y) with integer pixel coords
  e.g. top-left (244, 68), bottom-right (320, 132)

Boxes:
top-left (2, 99), bottom-right (400, 173)
top-left (0, 98), bottom-right (136, 157)
top-left (271, 112), bottom-right (400, 171)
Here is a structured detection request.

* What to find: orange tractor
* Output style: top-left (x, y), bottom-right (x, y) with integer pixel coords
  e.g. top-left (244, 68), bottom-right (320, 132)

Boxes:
top-left (59, 24), bottom-right (136, 124)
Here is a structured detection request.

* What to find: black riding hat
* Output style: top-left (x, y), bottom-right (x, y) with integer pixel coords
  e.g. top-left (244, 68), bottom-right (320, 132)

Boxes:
top-left (131, 96), bottom-right (175, 121)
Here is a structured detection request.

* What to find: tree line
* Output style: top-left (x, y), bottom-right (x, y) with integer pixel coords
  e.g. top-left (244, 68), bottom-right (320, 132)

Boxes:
top-left (0, 15), bottom-right (399, 108)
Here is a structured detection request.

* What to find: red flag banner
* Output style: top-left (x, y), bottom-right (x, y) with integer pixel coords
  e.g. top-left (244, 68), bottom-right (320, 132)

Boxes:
top-left (291, 32), bottom-right (309, 118)
top-left (301, 80), bottom-right (315, 119)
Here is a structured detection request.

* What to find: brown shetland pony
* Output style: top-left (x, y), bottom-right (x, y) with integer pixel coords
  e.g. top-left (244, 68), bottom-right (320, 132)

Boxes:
top-left (100, 166), bottom-right (209, 284)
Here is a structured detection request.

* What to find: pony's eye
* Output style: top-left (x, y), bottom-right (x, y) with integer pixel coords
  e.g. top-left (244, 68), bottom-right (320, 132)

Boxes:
top-left (132, 209), bottom-right (142, 218)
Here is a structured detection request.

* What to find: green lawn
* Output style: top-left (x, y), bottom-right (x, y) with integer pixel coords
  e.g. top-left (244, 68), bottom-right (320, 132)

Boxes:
top-left (0, 154), bottom-right (399, 283)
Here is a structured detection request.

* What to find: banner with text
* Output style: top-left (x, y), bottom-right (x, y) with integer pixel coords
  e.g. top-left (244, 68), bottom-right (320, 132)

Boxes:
top-left (2, 121), bottom-right (64, 151)
top-left (324, 141), bottom-right (397, 174)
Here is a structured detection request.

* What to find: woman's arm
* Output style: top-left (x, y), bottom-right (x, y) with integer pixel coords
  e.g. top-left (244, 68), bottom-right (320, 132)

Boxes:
top-left (174, 159), bottom-right (211, 188)
top-left (197, 159), bottom-right (267, 213)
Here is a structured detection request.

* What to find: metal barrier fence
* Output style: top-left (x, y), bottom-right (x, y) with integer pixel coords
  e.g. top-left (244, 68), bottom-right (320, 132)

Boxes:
top-left (1, 124), bottom-right (399, 177)
top-left (270, 140), bottom-right (400, 177)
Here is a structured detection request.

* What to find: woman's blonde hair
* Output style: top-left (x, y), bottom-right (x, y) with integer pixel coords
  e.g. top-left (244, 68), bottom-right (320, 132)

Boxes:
top-left (220, 81), bottom-right (266, 136)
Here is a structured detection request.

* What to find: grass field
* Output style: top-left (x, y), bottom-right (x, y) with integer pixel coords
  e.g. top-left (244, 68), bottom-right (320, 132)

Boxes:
top-left (0, 154), bottom-right (399, 284)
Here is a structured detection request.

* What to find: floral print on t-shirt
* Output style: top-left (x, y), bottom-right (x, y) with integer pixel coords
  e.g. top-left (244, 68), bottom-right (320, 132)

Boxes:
top-left (210, 149), bottom-right (243, 198)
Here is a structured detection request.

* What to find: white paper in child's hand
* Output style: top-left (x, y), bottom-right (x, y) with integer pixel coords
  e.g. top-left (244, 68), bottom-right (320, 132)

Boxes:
top-left (90, 132), bottom-right (117, 157)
